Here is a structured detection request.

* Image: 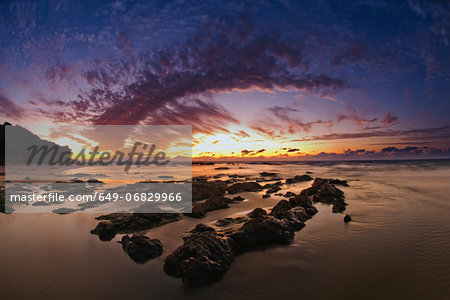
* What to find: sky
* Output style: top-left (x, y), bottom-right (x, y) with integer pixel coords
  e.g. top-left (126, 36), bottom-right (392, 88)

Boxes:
top-left (1, 0), bottom-right (449, 160)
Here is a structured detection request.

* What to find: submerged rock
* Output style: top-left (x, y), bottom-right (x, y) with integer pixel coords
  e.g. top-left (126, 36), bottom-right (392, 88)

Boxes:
top-left (344, 214), bottom-right (352, 223)
top-left (120, 235), bottom-right (163, 263)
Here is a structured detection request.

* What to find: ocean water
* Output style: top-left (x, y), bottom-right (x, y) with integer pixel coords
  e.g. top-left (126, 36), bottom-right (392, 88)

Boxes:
top-left (0, 160), bottom-right (449, 299)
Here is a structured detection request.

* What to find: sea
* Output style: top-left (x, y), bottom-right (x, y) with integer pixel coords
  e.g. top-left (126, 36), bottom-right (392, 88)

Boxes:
top-left (0, 159), bottom-right (449, 299)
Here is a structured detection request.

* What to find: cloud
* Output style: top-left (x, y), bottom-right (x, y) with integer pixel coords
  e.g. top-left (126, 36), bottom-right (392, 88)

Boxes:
top-left (336, 105), bottom-right (378, 126)
top-left (36, 16), bottom-right (349, 130)
top-left (290, 125), bottom-right (450, 142)
top-left (383, 112), bottom-right (399, 126)
top-left (287, 148), bottom-right (300, 152)
top-left (381, 146), bottom-right (442, 155)
top-left (0, 91), bottom-right (26, 119)
top-left (241, 149), bottom-right (253, 156)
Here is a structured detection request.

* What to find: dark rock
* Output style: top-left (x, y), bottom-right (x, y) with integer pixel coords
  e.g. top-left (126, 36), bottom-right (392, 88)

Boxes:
top-left (289, 193), bottom-right (316, 215)
top-left (215, 217), bottom-right (247, 227)
top-left (227, 182), bottom-right (263, 194)
top-left (270, 200), bottom-right (292, 218)
top-left (326, 178), bottom-right (349, 186)
top-left (262, 194), bottom-right (270, 198)
top-left (285, 174), bottom-right (313, 184)
top-left (192, 179), bottom-right (227, 201)
top-left (90, 221), bottom-right (116, 241)
top-left (232, 196), bottom-right (245, 202)
top-left (286, 175), bottom-right (312, 184)
top-left (87, 178), bottom-right (104, 183)
top-left (192, 223), bottom-right (215, 233)
top-left (280, 207), bottom-right (308, 230)
top-left (90, 213), bottom-right (181, 241)
top-left (214, 167), bottom-right (230, 170)
top-left (121, 235), bottom-right (163, 263)
top-left (266, 185), bottom-right (282, 194)
top-left (344, 214), bottom-right (352, 223)
top-left (247, 208), bottom-right (267, 218)
top-left (300, 178), bottom-right (348, 213)
top-left (230, 217), bottom-right (294, 252)
top-left (215, 218), bottom-right (233, 227)
top-left (163, 230), bottom-right (234, 288)
top-left (260, 172), bottom-right (277, 177)
top-left (164, 176), bottom-right (349, 288)
top-left (188, 195), bottom-right (232, 218)
top-left (284, 191), bottom-right (296, 198)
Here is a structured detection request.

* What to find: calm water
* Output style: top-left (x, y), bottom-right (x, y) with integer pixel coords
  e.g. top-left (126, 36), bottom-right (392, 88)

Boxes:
top-left (1, 160), bottom-right (450, 299)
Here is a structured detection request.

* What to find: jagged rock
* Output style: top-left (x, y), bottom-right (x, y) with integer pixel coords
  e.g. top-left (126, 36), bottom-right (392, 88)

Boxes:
top-left (90, 213), bottom-right (181, 241)
top-left (285, 174), bottom-right (313, 184)
top-left (247, 208), bottom-right (267, 218)
top-left (230, 216), bottom-right (294, 252)
top-left (227, 182), bottom-right (263, 194)
top-left (279, 207), bottom-right (308, 230)
top-left (344, 214), bottom-right (352, 223)
top-left (288, 193), bottom-right (318, 216)
top-left (120, 235), bottom-right (163, 263)
top-left (270, 200), bottom-right (292, 218)
top-left (163, 229), bottom-right (234, 288)
top-left (300, 178), bottom-right (348, 213)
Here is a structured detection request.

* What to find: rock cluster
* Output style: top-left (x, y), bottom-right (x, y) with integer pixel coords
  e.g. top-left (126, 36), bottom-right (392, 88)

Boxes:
top-left (299, 178), bottom-right (348, 212)
top-left (164, 193), bottom-right (318, 287)
top-left (90, 213), bottom-right (181, 241)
